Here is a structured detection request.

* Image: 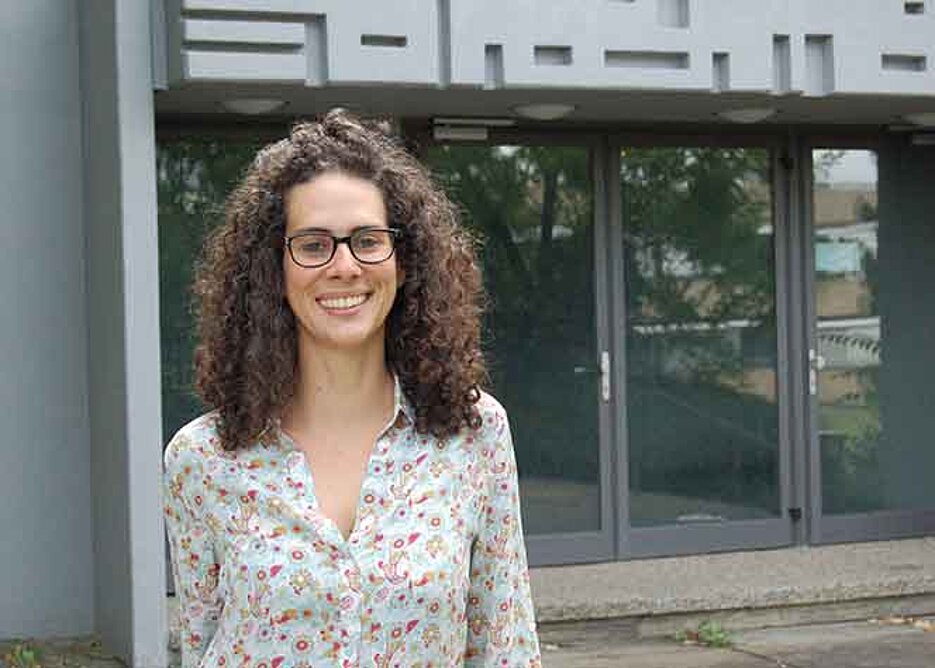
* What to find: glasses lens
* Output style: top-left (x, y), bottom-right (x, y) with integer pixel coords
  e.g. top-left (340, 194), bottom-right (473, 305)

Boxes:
top-left (351, 229), bottom-right (395, 263)
top-left (291, 233), bottom-right (334, 266)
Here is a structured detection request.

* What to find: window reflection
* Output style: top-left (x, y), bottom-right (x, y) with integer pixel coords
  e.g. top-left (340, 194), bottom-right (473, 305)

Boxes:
top-left (158, 137), bottom-right (269, 440)
top-left (813, 149), bottom-right (883, 514)
top-left (622, 147), bottom-right (780, 526)
top-left (427, 145), bottom-right (601, 535)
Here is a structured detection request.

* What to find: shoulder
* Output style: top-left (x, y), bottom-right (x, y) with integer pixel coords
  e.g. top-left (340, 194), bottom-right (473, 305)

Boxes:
top-left (472, 390), bottom-right (515, 455)
top-left (163, 411), bottom-right (224, 475)
top-left (470, 392), bottom-right (521, 492)
top-left (474, 389), bottom-right (511, 433)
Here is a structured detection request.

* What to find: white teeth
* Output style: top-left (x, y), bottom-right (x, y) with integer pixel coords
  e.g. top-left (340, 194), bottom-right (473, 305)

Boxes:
top-left (319, 294), bottom-right (368, 310)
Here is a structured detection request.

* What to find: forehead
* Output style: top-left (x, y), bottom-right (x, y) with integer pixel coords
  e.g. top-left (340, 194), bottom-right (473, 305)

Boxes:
top-left (284, 172), bottom-right (386, 232)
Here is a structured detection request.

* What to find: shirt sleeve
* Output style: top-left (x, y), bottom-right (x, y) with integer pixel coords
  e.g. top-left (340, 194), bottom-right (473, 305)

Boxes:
top-left (465, 404), bottom-right (542, 667)
top-left (164, 431), bottom-right (224, 668)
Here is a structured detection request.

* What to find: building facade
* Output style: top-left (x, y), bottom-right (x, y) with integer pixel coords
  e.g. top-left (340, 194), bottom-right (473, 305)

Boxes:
top-left (3, 1), bottom-right (935, 665)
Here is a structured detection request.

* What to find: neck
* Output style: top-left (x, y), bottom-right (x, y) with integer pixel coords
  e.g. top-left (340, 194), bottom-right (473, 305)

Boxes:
top-left (288, 334), bottom-right (393, 433)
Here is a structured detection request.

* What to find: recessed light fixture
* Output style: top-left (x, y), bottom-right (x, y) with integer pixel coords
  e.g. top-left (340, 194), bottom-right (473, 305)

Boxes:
top-left (512, 103), bottom-right (576, 121)
top-left (903, 111), bottom-right (935, 127)
top-left (717, 107), bottom-right (776, 123)
top-left (220, 98), bottom-right (287, 115)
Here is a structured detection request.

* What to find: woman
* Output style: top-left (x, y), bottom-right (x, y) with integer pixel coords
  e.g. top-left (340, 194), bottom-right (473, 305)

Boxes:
top-left (163, 110), bottom-right (542, 668)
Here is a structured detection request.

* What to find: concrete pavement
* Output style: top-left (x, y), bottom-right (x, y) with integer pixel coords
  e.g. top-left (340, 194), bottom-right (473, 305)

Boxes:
top-left (539, 617), bottom-right (935, 667)
top-left (531, 538), bottom-right (935, 625)
top-left (4, 616), bottom-right (935, 666)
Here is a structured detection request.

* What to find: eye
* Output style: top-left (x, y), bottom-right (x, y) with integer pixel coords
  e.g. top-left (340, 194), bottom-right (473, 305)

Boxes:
top-left (355, 231), bottom-right (382, 249)
top-left (296, 236), bottom-right (330, 254)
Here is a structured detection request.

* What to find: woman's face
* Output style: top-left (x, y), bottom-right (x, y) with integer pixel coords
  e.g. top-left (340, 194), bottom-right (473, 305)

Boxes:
top-left (283, 171), bottom-right (402, 355)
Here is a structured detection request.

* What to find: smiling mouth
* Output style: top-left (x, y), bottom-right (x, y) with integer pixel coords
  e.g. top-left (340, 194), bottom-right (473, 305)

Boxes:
top-left (317, 293), bottom-right (369, 310)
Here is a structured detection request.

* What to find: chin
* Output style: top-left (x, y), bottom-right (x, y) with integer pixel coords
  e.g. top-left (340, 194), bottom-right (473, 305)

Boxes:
top-left (308, 326), bottom-right (386, 352)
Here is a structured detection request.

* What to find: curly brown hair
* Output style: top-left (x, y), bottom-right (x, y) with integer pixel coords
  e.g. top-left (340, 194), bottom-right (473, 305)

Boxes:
top-left (193, 109), bottom-right (487, 451)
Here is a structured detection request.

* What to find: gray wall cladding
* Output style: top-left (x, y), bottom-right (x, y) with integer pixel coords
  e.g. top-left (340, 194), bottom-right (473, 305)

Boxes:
top-left (80, 0), bottom-right (168, 664)
top-left (166, 0), bottom-right (935, 95)
top-left (0, 0), bottom-right (94, 638)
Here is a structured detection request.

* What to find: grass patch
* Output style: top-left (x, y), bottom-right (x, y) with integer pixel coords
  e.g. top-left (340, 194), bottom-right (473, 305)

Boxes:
top-left (675, 620), bottom-right (734, 648)
top-left (3, 641), bottom-right (42, 668)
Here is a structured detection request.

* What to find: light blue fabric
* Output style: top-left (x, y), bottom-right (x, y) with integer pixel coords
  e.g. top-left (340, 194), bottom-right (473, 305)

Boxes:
top-left (164, 382), bottom-right (541, 667)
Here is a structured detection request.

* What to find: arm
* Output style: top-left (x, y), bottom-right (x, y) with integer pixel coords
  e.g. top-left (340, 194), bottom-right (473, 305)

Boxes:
top-left (464, 404), bottom-right (542, 667)
top-left (164, 433), bottom-right (224, 668)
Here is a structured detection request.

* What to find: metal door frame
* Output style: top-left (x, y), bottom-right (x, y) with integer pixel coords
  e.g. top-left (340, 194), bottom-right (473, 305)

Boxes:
top-left (800, 136), bottom-right (935, 545)
top-left (609, 133), bottom-right (798, 558)
top-left (412, 129), bottom-right (617, 566)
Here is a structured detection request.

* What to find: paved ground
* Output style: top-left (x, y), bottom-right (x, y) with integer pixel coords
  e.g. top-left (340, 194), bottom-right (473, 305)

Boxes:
top-left (4, 617), bottom-right (934, 667)
top-left (531, 538), bottom-right (935, 623)
top-left (539, 617), bottom-right (935, 668)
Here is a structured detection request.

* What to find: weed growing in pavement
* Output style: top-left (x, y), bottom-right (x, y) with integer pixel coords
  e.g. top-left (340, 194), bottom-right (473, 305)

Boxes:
top-left (675, 620), bottom-right (734, 648)
top-left (3, 641), bottom-right (42, 668)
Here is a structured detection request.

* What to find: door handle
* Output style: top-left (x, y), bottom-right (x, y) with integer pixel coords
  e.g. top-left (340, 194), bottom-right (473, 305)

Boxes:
top-left (573, 351), bottom-right (611, 402)
top-left (808, 348), bottom-right (825, 396)
top-left (600, 351), bottom-right (611, 402)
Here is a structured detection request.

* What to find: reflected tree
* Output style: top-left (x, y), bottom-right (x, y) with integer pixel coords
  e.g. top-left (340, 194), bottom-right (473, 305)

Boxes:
top-left (427, 145), bottom-right (597, 483)
top-left (158, 137), bottom-right (266, 440)
top-left (621, 148), bottom-right (780, 520)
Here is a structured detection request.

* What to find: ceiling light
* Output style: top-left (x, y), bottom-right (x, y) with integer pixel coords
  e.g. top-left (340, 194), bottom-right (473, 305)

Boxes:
top-left (220, 98), bottom-right (287, 115)
top-left (512, 103), bottom-right (576, 121)
top-left (717, 107), bottom-right (776, 123)
top-left (903, 112), bottom-right (935, 127)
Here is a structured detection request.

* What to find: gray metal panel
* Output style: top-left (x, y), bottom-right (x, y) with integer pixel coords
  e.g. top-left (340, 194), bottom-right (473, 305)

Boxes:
top-left (818, 510), bottom-right (935, 544)
top-left (800, 144), bottom-right (824, 545)
top-left (607, 146), bottom-right (631, 556)
top-left (591, 138), bottom-right (617, 564)
top-left (80, 0), bottom-right (167, 665)
top-left (627, 518), bottom-right (793, 559)
top-left (0, 0), bottom-right (94, 639)
top-left (527, 532), bottom-right (613, 567)
top-left (772, 141), bottom-right (798, 542)
top-left (784, 136), bottom-right (813, 545)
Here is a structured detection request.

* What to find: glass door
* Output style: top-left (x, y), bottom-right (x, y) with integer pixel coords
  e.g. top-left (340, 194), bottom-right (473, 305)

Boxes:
top-left (809, 149), bottom-right (883, 520)
top-left (615, 144), bottom-right (795, 557)
top-left (808, 144), bottom-right (935, 542)
top-left (425, 143), bottom-right (613, 565)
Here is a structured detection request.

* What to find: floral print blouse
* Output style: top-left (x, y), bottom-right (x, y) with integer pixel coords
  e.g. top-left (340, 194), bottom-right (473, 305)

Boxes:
top-left (163, 380), bottom-right (542, 668)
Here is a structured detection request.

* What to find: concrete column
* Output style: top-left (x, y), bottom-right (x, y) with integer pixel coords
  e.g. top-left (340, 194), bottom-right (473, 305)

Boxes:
top-left (79, 0), bottom-right (166, 665)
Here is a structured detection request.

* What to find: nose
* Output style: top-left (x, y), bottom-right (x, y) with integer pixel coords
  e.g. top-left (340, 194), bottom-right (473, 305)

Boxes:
top-left (326, 239), bottom-right (362, 277)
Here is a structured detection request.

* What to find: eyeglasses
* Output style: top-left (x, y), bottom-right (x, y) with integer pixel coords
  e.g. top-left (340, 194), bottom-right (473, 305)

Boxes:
top-left (284, 227), bottom-right (401, 268)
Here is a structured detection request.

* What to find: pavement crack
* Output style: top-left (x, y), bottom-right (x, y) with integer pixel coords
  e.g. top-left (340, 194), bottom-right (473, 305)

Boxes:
top-left (730, 646), bottom-right (808, 668)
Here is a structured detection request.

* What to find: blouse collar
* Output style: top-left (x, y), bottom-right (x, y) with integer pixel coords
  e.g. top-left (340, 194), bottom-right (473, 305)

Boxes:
top-left (390, 371), bottom-right (415, 428)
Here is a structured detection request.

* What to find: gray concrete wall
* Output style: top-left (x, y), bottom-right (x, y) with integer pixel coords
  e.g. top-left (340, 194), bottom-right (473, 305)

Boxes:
top-left (164, 0), bottom-right (935, 94)
top-left (79, 1), bottom-right (166, 665)
top-left (0, 0), bottom-right (94, 638)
